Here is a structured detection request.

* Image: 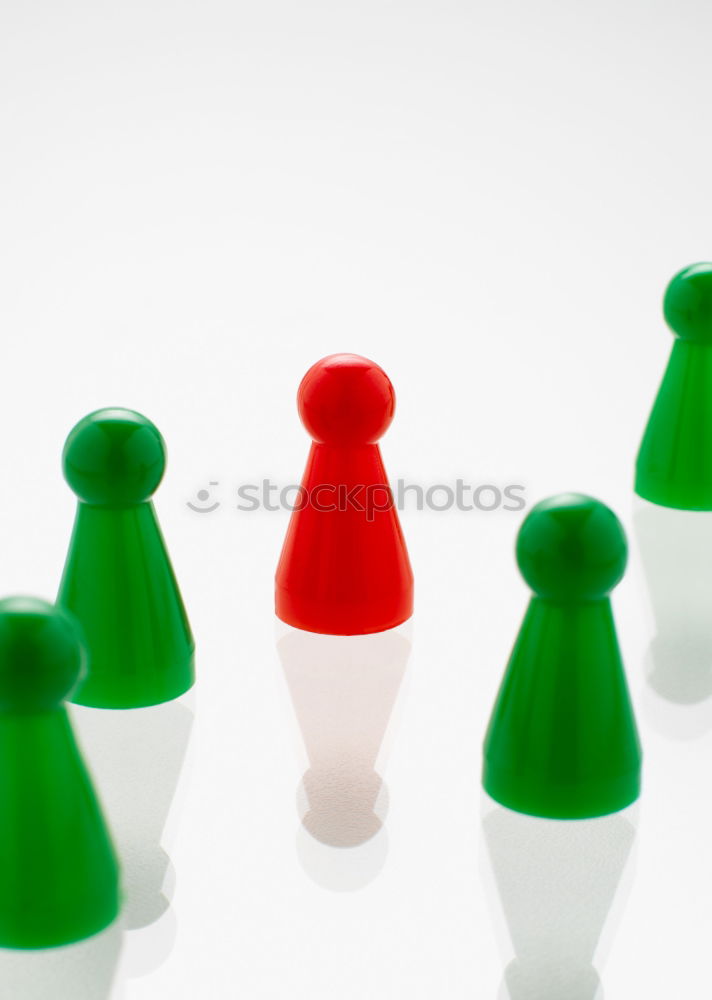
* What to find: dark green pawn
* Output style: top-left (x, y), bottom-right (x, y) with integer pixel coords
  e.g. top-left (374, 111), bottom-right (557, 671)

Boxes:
top-left (57, 409), bottom-right (195, 709)
top-left (636, 263), bottom-right (712, 509)
top-left (0, 597), bottom-right (120, 948)
top-left (483, 494), bottom-right (642, 819)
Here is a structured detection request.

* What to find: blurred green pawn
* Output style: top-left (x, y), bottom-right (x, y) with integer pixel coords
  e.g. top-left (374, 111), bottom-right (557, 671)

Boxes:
top-left (57, 409), bottom-right (195, 709)
top-left (0, 597), bottom-right (120, 948)
top-left (483, 494), bottom-right (642, 819)
top-left (636, 262), bottom-right (712, 509)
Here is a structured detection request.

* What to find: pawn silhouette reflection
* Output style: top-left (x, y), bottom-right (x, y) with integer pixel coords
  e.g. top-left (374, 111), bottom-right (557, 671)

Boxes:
top-left (483, 803), bottom-right (637, 1000)
top-left (0, 923), bottom-right (123, 1000)
top-left (111, 907), bottom-right (179, 998)
top-left (278, 625), bottom-right (411, 890)
top-left (71, 697), bottom-right (194, 929)
top-left (634, 500), bottom-right (712, 736)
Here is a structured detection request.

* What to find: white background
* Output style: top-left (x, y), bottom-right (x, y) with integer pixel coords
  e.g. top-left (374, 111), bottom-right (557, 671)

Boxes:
top-left (1, 0), bottom-right (711, 996)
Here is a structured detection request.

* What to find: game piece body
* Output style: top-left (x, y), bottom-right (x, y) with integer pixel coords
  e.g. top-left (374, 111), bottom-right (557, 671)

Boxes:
top-left (483, 494), bottom-right (642, 819)
top-left (58, 408), bottom-right (194, 709)
top-left (636, 262), bottom-right (712, 509)
top-left (0, 597), bottom-right (120, 948)
top-left (276, 355), bottom-right (413, 635)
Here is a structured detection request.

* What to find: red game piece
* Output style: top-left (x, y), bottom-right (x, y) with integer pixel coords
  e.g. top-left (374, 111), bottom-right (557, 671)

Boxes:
top-left (275, 354), bottom-right (414, 635)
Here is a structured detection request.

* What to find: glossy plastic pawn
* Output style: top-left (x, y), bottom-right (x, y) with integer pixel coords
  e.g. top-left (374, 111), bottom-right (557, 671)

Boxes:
top-left (275, 354), bottom-right (414, 635)
top-left (483, 494), bottom-right (642, 819)
top-left (636, 262), bottom-right (712, 508)
top-left (58, 408), bottom-right (195, 708)
top-left (0, 597), bottom-right (120, 948)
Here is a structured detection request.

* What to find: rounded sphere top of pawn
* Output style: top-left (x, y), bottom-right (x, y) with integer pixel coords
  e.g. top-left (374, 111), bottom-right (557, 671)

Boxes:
top-left (298, 355), bottom-right (396, 445)
top-left (63, 408), bottom-right (166, 505)
top-left (516, 494), bottom-right (627, 602)
top-left (664, 263), bottom-right (712, 344)
top-left (0, 597), bottom-right (85, 712)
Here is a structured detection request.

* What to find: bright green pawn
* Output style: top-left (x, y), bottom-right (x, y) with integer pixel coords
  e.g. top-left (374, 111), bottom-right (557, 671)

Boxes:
top-left (57, 409), bottom-right (195, 709)
top-left (0, 597), bottom-right (120, 948)
top-left (483, 494), bottom-right (642, 820)
top-left (636, 263), bottom-right (712, 509)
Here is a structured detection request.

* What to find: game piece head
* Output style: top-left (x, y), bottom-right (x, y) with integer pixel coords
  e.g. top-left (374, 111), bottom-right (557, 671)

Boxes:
top-left (664, 263), bottom-right (712, 344)
top-left (516, 494), bottom-right (627, 602)
top-left (0, 597), bottom-right (85, 712)
top-left (63, 408), bottom-right (166, 505)
top-left (297, 354), bottom-right (395, 445)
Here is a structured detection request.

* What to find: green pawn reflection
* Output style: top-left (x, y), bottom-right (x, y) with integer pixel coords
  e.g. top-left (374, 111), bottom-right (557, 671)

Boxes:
top-left (0, 597), bottom-right (120, 948)
top-left (636, 263), bottom-right (712, 509)
top-left (57, 409), bottom-right (195, 709)
top-left (483, 494), bottom-right (642, 819)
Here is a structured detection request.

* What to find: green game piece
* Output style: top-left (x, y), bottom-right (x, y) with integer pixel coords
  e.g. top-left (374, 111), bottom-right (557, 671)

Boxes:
top-left (636, 262), bottom-right (712, 509)
top-left (0, 597), bottom-right (120, 948)
top-left (482, 494), bottom-right (642, 820)
top-left (57, 409), bottom-right (195, 709)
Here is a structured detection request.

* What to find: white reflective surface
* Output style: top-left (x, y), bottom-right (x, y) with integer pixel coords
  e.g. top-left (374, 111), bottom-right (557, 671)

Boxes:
top-left (2, 0), bottom-right (712, 994)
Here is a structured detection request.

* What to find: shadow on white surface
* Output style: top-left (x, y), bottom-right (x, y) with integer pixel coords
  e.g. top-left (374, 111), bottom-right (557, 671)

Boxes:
top-left (0, 922), bottom-right (123, 1000)
top-left (482, 800), bottom-right (637, 1000)
top-left (634, 499), bottom-right (712, 738)
top-left (278, 623), bottom-right (411, 891)
top-left (70, 696), bottom-right (195, 929)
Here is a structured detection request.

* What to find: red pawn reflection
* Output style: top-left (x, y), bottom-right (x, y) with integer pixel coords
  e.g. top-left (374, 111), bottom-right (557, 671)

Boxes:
top-left (276, 354), bottom-right (414, 635)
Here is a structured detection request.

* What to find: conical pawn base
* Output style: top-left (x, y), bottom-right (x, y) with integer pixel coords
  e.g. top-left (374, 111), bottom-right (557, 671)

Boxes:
top-left (484, 597), bottom-right (641, 818)
top-left (0, 598), bottom-right (120, 949)
top-left (636, 340), bottom-right (712, 509)
top-left (276, 441), bottom-right (413, 635)
top-left (0, 711), bottom-right (120, 948)
top-left (59, 503), bottom-right (194, 708)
